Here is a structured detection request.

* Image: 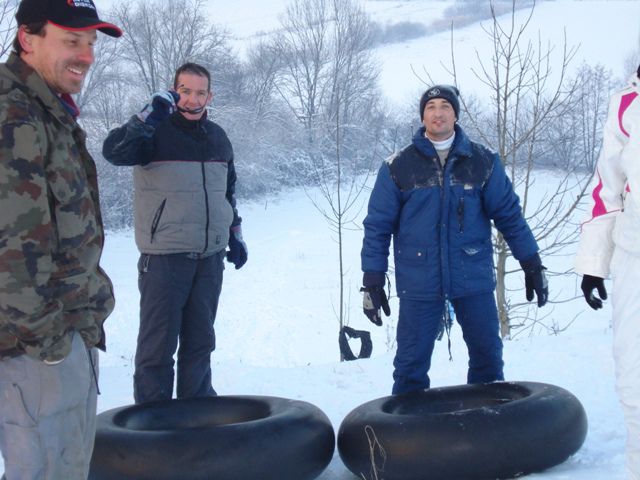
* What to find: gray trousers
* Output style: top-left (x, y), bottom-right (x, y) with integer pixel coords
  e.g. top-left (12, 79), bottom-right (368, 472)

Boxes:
top-left (0, 332), bottom-right (98, 480)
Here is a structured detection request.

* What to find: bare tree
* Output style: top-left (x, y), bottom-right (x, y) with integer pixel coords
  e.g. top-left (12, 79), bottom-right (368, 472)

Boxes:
top-left (75, 34), bottom-right (125, 114)
top-left (427, 1), bottom-right (608, 337)
top-left (271, 0), bottom-right (383, 357)
top-left (307, 93), bottom-right (380, 361)
top-left (0, 0), bottom-right (17, 61)
top-left (623, 47), bottom-right (640, 80)
top-left (243, 40), bottom-right (284, 120)
top-left (322, 0), bottom-right (379, 127)
top-left (77, 38), bottom-right (137, 232)
top-left (272, 0), bottom-right (331, 142)
top-left (546, 64), bottom-right (613, 173)
top-left (214, 40), bottom-right (304, 198)
top-left (111, 0), bottom-right (231, 95)
top-left (273, 0), bottom-right (379, 136)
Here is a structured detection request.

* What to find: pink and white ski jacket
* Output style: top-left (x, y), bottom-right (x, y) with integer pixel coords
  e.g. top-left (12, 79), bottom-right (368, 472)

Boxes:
top-left (576, 71), bottom-right (640, 278)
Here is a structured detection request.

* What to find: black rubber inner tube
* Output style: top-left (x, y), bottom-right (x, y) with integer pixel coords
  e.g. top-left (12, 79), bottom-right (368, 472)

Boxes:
top-left (90, 395), bottom-right (335, 480)
top-left (338, 381), bottom-right (588, 480)
top-left (113, 396), bottom-right (270, 430)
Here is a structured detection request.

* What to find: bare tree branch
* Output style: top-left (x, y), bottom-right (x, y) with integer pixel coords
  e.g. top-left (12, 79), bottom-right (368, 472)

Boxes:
top-left (0, 0), bottom-right (17, 60)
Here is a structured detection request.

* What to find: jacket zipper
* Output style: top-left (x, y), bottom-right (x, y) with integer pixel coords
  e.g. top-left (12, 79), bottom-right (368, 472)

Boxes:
top-left (150, 199), bottom-right (167, 244)
top-left (457, 197), bottom-right (465, 233)
top-left (440, 156), bottom-right (451, 299)
top-left (201, 125), bottom-right (210, 254)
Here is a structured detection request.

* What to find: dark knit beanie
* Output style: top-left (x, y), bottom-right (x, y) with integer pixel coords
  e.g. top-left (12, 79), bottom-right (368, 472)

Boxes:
top-left (419, 85), bottom-right (460, 120)
top-left (637, 63), bottom-right (640, 78)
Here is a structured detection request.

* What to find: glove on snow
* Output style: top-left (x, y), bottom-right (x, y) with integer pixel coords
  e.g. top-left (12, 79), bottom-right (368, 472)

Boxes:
top-left (137, 91), bottom-right (180, 127)
top-left (226, 225), bottom-right (248, 270)
top-left (520, 253), bottom-right (549, 307)
top-left (360, 272), bottom-right (390, 326)
top-left (581, 274), bottom-right (607, 310)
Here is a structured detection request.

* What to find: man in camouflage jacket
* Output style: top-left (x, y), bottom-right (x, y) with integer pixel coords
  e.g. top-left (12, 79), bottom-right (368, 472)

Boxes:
top-left (0, 0), bottom-right (120, 478)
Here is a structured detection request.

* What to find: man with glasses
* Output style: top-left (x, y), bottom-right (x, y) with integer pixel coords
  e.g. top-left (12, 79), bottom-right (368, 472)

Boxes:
top-left (360, 85), bottom-right (548, 394)
top-left (103, 62), bottom-right (248, 404)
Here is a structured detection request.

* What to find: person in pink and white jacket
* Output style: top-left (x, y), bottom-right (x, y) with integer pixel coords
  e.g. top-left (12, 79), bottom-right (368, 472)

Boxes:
top-left (576, 64), bottom-right (640, 480)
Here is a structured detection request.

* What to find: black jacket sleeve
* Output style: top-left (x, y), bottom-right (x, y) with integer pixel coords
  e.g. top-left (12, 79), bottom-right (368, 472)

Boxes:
top-left (102, 115), bottom-right (155, 166)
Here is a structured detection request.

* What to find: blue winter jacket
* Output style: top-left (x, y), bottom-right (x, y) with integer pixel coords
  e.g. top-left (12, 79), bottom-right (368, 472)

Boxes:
top-left (361, 125), bottom-right (538, 301)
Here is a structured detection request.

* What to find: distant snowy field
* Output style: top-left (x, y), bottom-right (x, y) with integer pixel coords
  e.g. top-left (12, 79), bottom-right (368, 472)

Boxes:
top-left (196, 0), bottom-right (640, 106)
top-left (99, 0), bottom-right (640, 105)
top-left (368, 0), bottom-right (640, 106)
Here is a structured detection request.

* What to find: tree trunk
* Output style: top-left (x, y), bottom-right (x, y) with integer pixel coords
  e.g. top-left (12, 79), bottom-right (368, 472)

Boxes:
top-left (494, 233), bottom-right (510, 339)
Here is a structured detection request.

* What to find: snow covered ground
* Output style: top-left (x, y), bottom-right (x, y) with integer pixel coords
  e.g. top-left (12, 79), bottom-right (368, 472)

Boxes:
top-left (93, 180), bottom-right (626, 480)
top-left (2, 174), bottom-right (627, 478)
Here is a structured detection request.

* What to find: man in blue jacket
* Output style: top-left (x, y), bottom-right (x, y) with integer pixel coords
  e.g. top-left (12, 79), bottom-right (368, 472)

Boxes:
top-left (360, 85), bottom-right (548, 394)
top-left (103, 63), bottom-right (248, 403)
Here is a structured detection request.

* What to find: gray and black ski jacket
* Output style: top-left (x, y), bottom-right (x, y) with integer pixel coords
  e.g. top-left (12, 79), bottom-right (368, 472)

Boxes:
top-left (103, 111), bottom-right (240, 256)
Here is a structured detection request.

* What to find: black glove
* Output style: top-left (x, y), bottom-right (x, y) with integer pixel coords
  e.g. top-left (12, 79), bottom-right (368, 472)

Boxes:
top-left (360, 272), bottom-right (390, 326)
top-left (137, 91), bottom-right (180, 127)
top-left (581, 274), bottom-right (607, 310)
top-left (520, 253), bottom-right (548, 307)
top-left (226, 225), bottom-right (247, 270)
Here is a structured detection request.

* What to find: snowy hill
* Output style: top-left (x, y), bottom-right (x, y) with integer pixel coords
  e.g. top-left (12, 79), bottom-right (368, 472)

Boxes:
top-left (97, 0), bottom-right (640, 104)
top-left (199, 0), bottom-right (640, 106)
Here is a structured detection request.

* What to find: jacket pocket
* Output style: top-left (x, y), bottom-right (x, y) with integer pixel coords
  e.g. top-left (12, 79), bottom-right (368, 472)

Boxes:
top-left (48, 163), bottom-right (95, 254)
top-left (150, 199), bottom-right (167, 244)
top-left (458, 239), bottom-right (495, 295)
top-left (393, 244), bottom-right (433, 298)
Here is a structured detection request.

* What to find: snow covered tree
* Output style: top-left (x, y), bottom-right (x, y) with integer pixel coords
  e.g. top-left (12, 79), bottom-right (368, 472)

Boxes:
top-left (270, 0), bottom-right (384, 353)
top-left (110, 0), bottom-right (231, 96)
top-left (454, 2), bottom-right (610, 338)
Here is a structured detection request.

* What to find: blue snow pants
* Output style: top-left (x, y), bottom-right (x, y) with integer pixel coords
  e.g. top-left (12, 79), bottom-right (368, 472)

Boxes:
top-left (392, 292), bottom-right (504, 394)
top-left (134, 252), bottom-right (224, 404)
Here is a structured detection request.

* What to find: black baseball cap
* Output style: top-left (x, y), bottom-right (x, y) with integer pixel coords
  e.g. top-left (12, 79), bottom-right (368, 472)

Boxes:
top-left (16, 0), bottom-right (122, 38)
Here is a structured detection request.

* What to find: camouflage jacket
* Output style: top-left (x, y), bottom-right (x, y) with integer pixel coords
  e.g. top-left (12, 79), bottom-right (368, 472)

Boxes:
top-left (0, 53), bottom-right (115, 362)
